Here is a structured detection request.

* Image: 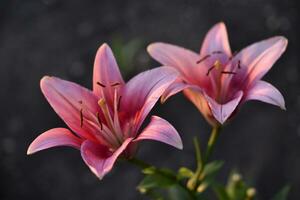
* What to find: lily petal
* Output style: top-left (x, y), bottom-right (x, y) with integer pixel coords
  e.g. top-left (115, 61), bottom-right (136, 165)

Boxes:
top-left (233, 36), bottom-right (287, 88)
top-left (245, 80), bottom-right (285, 110)
top-left (41, 76), bottom-right (99, 141)
top-left (80, 138), bottom-right (133, 179)
top-left (147, 43), bottom-right (206, 85)
top-left (27, 128), bottom-right (82, 155)
top-left (204, 91), bottom-right (243, 124)
top-left (183, 87), bottom-right (217, 126)
top-left (134, 116), bottom-right (183, 150)
top-left (120, 67), bottom-right (178, 133)
top-left (93, 43), bottom-right (125, 105)
top-left (200, 22), bottom-right (231, 57)
top-left (161, 79), bottom-right (190, 103)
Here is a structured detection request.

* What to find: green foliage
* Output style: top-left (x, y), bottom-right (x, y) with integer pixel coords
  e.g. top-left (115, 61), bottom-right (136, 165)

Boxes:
top-left (177, 167), bottom-right (194, 180)
top-left (272, 186), bottom-right (290, 200)
top-left (111, 37), bottom-right (143, 75)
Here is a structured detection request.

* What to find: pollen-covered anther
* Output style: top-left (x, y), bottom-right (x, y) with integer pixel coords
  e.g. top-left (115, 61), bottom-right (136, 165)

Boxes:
top-left (237, 60), bottom-right (241, 69)
top-left (212, 51), bottom-right (223, 54)
top-left (206, 60), bottom-right (222, 76)
top-left (96, 81), bottom-right (106, 87)
top-left (111, 82), bottom-right (121, 87)
top-left (221, 71), bottom-right (236, 75)
top-left (197, 54), bottom-right (211, 64)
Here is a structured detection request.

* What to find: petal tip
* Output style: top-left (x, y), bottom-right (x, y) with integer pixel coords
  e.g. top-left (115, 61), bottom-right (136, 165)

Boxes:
top-left (26, 146), bottom-right (33, 155)
top-left (147, 42), bottom-right (162, 54)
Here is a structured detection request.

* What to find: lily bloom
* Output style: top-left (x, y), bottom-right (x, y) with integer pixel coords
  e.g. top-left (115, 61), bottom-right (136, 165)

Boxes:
top-left (148, 22), bottom-right (287, 126)
top-left (27, 43), bottom-right (182, 179)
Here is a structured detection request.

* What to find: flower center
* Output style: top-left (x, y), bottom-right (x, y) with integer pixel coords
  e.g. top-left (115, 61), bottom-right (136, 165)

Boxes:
top-left (197, 51), bottom-right (242, 103)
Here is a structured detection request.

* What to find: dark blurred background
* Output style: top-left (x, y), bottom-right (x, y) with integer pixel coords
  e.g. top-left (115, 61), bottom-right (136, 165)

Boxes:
top-left (0, 0), bottom-right (299, 199)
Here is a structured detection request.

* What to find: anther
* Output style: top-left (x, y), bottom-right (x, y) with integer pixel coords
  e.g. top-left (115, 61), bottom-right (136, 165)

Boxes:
top-left (197, 55), bottom-right (211, 64)
top-left (96, 82), bottom-right (106, 87)
top-left (111, 82), bottom-right (121, 87)
top-left (78, 100), bottom-right (83, 104)
top-left (206, 60), bottom-right (222, 76)
top-left (221, 71), bottom-right (236, 75)
top-left (80, 109), bottom-right (83, 127)
top-left (212, 51), bottom-right (223, 54)
top-left (206, 65), bottom-right (215, 76)
top-left (237, 60), bottom-right (241, 69)
top-left (96, 112), bottom-right (103, 130)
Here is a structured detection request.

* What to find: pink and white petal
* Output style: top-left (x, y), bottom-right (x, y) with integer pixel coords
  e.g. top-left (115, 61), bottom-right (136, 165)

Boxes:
top-left (120, 67), bottom-right (178, 133)
top-left (204, 91), bottom-right (243, 124)
top-left (200, 22), bottom-right (231, 57)
top-left (80, 138), bottom-right (133, 179)
top-left (134, 116), bottom-right (183, 150)
top-left (161, 79), bottom-right (190, 103)
top-left (245, 80), bottom-right (285, 110)
top-left (93, 43), bottom-right (125, 105)
top-left (27, 128), bottom-right (82, 155)
top-left (147, 43), bottom-right (206, 84)
top-left (183, 87), bottom-right (217, 126)
top-left (233, 36), bottom-right (287, 88)
top-left (41, 76), bottom-right (99, 141)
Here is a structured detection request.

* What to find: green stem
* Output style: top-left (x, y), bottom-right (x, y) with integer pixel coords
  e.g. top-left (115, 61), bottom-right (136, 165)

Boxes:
top-left (204, 126), bottom-right (221, 163)
top-left (188, 126), bottom-right (222, 192)
top-left (187, 137), bottom-right (203, 191)
top-left (193, 137), bottom-right (203, 169)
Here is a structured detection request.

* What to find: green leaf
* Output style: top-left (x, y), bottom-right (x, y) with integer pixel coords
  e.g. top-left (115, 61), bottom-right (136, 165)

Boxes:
top-left (213, 184), bottom-right (230, 200)
top-left (200, 161), bottom-right (224, 180)
top-left (137, 174), bottom-right (177, 194)
top-left (272, 185), bottom-right (290, 200)
top-left (168, 185), bottom-right (194, 200)
top-left (177, 167), bottom-right (194, 180)
top-left (142, 167), bottom-right (156, 175)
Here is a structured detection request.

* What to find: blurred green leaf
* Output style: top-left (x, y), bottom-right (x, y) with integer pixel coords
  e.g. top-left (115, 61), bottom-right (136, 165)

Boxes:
top-left (272, 185), bottom-right (290, 200)
top-left (111, 37), bottom-right (143, 75)
top-left (137, 173), bottom-right (177, 194)
top-left (213, 184), bottom-right (230, 200)
top-left (226, 172), bottom-right (247, 200)
top-left (200, 161), bottom-right (224, 180)
top-left (177, 167), bottom-right (194, 180)
top-left (168, 185), bottom-right (195, 200)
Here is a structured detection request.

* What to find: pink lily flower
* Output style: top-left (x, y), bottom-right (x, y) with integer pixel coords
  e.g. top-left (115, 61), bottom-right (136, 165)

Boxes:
top-left (148, 22), bottom-right (287, 126)
top-left (27, 43), bottom-right (182, 179)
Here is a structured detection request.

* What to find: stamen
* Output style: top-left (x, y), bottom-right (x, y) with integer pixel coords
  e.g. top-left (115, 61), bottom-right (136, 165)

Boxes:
top-left (197, 55), bottom-right (211, 64)
top-left (96, 82), bottom-right (106, 87)
top-left (117, 96), bottom-right (122, 111)
top-left (111, 82), bottom-right (121, 87)
top-left (78, 100), bottom-right (83, 104)
top-left (212, 51), bottom-right (223, 54)
top-left (237, 60), bottom-right (241, 69)
top-left (98, 99), bottom-right (106, 107)
top-left (221, 71), bottom-right (236, 75)
top-left (80, 109), bottom-right (83, 127)
top-left (96, 112), bottom-right (103, 130)
top-left (98, 98), bottom-right (115, 132)
top-left (206, 60), bottom-right (222, 76)
top-left (206, 65), bottom-right (215, 76)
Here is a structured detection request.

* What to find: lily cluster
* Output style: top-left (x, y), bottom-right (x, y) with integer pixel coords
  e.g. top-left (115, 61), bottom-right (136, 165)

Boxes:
top-left (27, 22), bottom-right (287, 189)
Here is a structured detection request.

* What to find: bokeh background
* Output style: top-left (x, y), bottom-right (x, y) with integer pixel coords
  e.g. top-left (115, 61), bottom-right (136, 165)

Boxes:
top-left (1, 0), bottom-right (299, 199)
